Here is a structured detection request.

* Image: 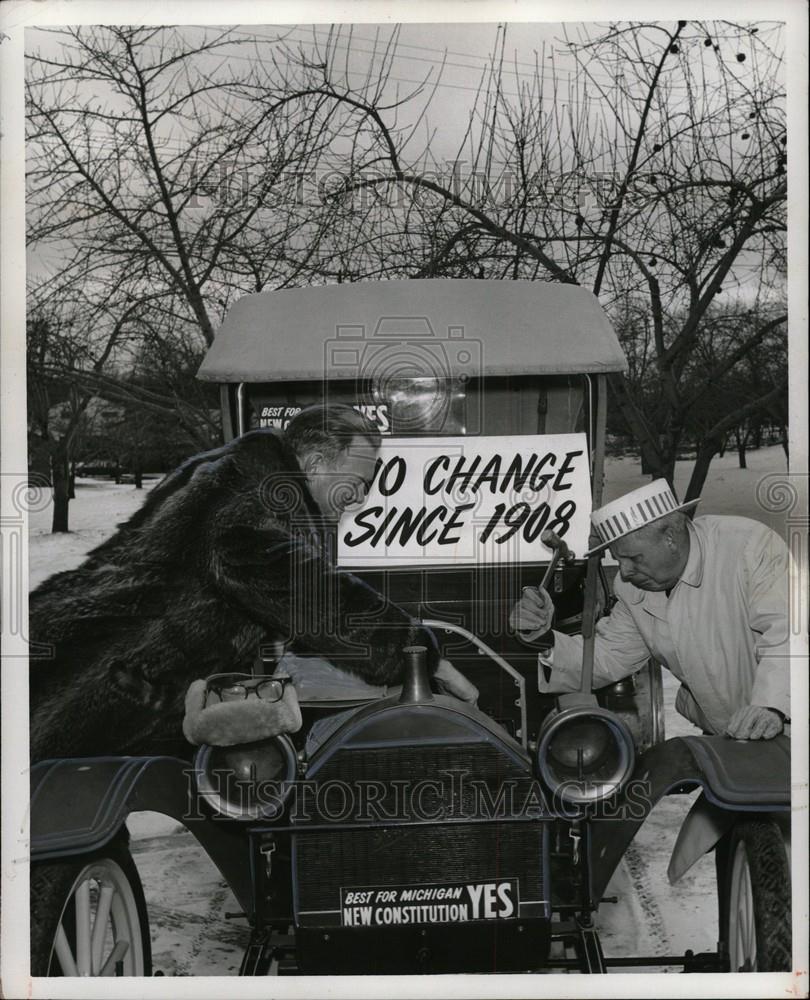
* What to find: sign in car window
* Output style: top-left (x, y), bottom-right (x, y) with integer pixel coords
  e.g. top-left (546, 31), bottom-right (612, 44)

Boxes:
top-left (337, 433), bottom-right (591, 566)
top-left (256, 404), bottom-right (303, 430)
top-left (254, 401), bottom-right (392, 434)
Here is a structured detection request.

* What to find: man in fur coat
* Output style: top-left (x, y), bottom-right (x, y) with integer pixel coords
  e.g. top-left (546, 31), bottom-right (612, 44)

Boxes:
top-left (30, 405), bottom-right (448, 761)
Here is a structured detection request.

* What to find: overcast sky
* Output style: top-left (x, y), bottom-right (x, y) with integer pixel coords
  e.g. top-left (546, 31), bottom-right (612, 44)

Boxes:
top-left (25, 19), bottom-right (785, 300)
top-left (26, 19), bottom-right (784, 163)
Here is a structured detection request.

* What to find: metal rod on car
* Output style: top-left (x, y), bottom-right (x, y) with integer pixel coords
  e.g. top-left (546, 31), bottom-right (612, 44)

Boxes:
top-left (579, 375), bottom-right (608, 695)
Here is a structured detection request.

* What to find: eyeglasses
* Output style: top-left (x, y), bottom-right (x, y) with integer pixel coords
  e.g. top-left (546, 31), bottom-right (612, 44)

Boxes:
top-left (205, 673), bottom-right (292, 705)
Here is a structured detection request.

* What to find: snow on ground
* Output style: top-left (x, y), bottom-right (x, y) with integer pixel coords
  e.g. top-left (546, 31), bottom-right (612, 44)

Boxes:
top-left (602, 445), bottom-right (789, 539)
top-left (28, 476), bottom-right (162, 589)
top-left (26, 446), bottom-right (790, 974)
top-left (597, 672), bottom-right (717, 967)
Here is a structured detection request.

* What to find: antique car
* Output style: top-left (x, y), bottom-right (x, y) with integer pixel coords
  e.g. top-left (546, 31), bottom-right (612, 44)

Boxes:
top-left (30, 279), bottom-right (791, 977)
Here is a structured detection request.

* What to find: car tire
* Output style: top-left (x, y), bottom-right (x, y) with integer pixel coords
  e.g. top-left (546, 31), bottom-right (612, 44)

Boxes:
top-left (31, 838), bottom-right (152, 976)
top-left (722, 818), bottom-right (791, 972)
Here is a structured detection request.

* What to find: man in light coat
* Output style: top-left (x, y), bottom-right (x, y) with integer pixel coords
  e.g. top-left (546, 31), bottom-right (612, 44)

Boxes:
top-left (510, 480), bottom-right (790, 740)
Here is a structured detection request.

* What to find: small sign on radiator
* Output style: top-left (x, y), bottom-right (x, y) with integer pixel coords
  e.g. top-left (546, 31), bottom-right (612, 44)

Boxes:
top-left (340, 878), bottom-right (519, 927)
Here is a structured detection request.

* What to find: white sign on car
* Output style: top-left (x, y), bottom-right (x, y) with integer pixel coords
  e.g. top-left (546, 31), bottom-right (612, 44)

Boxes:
top-left (338, 433), bottom-right (591, 567)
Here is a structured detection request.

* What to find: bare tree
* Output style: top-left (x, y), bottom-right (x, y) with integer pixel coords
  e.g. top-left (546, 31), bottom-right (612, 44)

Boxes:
top-left (27, 288), bottom-right (146, 531)
top-left (26, 26), bottom-right (340, 330)
top-left (25, 26), bottom-right (360, 528)
top-left (27, 22), bottom-right (787, 508)
top-left (683, 302), bottom-right (788, 482)
top-left (26, 29), bottom-right (344, 406)
top-left (267, 21), bottom-right (786, 497)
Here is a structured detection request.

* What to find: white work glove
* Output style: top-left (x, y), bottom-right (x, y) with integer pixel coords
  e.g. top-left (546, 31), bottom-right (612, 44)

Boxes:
top-left (509, 585), bottom-right (555, 640)
top-left (434, 658), bottom-right (479, 704)
top-left (724, 705), bottom-right (784, 741)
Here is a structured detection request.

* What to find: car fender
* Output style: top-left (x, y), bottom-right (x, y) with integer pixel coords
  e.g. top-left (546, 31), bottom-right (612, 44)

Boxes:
top-left (667, 730), bottom-right (791, 884)
top-left (588, 734), bottom-right (790, 901)
top-left (666, 794), bottom-right (737, 884)
top-left (31, 755), bottom-right (253, 912)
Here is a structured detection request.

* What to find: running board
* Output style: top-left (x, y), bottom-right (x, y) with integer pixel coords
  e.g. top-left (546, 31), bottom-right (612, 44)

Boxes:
top-left (605, 950), bottom-right (729, 972)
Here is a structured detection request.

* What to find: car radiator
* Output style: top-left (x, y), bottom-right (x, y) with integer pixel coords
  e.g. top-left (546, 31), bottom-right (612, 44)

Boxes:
top-left (293, 741), bottom-right (549, 926)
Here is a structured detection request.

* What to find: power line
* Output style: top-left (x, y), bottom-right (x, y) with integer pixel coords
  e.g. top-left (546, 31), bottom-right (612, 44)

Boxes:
top-left (26, 30), bottom-right (583, 102)
top-left (28, 23), bottom-right (565, 80)
top-left (28, 23), bottom-right (779, 102)
top-left (238, 24), bottom-right (647, 92)
top-left (257, 21), bottom-right (783, 78)
top-left (240, 25), bottom-right (577, 82)
top-left (243, 26), bottom-right (508, 72)
top-left (245, 22), bottom-right (783, 93)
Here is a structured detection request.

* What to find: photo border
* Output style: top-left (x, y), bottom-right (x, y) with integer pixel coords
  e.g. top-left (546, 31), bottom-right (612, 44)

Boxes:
top-left (2, 1), bottom-right (807, 997)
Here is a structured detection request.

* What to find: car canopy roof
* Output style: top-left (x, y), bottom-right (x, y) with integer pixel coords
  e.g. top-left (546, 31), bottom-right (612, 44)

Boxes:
top-left (197, 279), bottom-right (627, 383)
